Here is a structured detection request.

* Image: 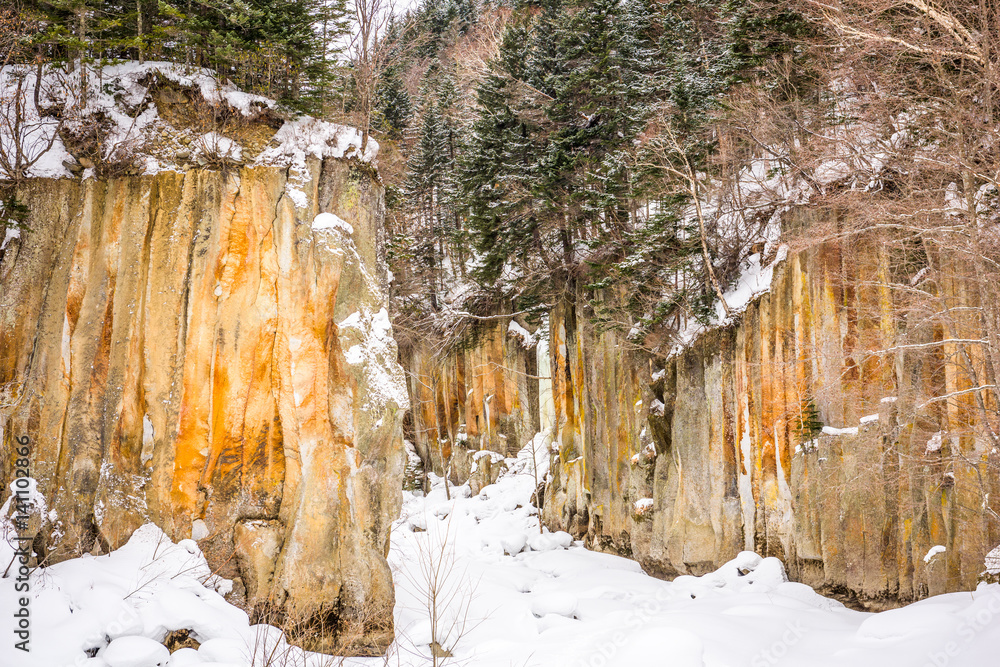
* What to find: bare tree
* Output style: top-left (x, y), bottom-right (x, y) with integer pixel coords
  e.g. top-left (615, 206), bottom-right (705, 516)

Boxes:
top-left (349, 0), bottom-right (402, 154)
top-left (0, 9), bottom-right (65, 184)
top-left (399, 515), bottom-right (479, 666)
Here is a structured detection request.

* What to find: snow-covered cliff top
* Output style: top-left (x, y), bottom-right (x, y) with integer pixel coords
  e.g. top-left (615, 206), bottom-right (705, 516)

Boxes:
top-left (0, 61), bottom-right (378, 181)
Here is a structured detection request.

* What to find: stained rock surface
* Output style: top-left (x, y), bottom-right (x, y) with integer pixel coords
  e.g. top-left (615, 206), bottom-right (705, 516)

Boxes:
top-left (0, 156), bottom-right (406, 651)
top-left (403, 213), bottom-right (1000, 606)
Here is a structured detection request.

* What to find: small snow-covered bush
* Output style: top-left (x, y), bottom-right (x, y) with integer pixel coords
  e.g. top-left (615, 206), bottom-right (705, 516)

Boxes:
top-left (60, 110), bottom-right (145, 178)
top-left (193, 131), bottom-right (243, 168)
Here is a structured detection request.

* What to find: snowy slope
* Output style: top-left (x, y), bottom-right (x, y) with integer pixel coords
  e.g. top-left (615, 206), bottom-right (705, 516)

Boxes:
top-left (3, 435), bottom-right (1000, 666)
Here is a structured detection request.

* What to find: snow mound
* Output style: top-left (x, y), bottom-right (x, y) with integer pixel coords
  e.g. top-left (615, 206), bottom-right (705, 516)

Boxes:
top-left (103, 636), bottom-right (170, 667)
top-left (0, 523), bottom-right (332, 667)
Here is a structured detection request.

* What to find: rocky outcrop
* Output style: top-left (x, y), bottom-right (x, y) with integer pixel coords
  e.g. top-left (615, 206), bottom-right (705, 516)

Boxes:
top-left (0, 156), bottom-right (406, 651)
top-left (401, 319), bottom-right (552, 482)
top-left (542, 222), bottom-right (1000, 606)
top-left (402, 210), bottom-right (1000, 606)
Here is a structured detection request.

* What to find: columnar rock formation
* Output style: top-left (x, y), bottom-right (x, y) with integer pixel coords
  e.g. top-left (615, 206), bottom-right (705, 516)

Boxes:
top-left (0, 156), bottom-right (407, 650)
top-left (401, 320), bottom-right (552, 484)
top-left (404, 214), bottom-right (1000, 607)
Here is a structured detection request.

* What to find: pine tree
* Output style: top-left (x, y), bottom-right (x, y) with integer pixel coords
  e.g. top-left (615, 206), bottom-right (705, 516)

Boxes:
top-left (531, 0), bottom-right (653, 287)
top-left (463, 17), bottom-right (543, 288)
top-left (526, 0), bottom-right (564, 96)
top-left (376, 66), bottom-right (413, 138)
top-left (406, 92), bottom-right (452, 307)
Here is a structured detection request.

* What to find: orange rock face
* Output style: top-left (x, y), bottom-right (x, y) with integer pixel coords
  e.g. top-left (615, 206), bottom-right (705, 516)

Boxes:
top-left (0, 158), bottom-right (406, 650)
top-left (541, 234), bottom-right (1000, 605)
top-left (401, 320), bottom-right (542, 481)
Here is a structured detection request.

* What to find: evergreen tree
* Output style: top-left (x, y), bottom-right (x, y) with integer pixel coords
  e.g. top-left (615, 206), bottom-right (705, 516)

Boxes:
top-left (406, 92), bottom-right (451, 307)
top-left (376, 66), bottom-right (413, 138)
top-left (463, 17), bottom-right (542, 288)
top-left (531, 0), bottom-right (653, 288)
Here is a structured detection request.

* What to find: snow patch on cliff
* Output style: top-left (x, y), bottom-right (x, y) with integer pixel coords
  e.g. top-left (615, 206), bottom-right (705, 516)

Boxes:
top-left (337, 306), bottom-right (408, 411)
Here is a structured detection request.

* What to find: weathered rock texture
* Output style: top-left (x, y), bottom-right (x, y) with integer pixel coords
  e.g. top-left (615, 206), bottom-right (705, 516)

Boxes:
top-left (0, 157), bottom-right (406, 650)
top-left (401, 320), bottom-right (551, 483)
top-left (402, 217), bottom-right (1000, 607)
top-left (542, 230), bottom-right (1000, 607)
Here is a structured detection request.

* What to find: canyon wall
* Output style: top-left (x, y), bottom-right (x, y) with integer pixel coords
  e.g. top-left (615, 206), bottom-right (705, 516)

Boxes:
top-left (402, 320), bottom-right (553, 489)
top-left (0, 157), bottom-right (406, 651)
top-left (406, 213), bottom-right (1000, 606)
top-left (543, 226), bottom-right (1000, 606)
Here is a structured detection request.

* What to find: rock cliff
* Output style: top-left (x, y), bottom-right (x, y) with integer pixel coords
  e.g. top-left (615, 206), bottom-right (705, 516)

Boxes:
top-left (401, 319), bottom-right (552, 489)
top-left (0, 156), bottom-right (406, 651)
top-left (404, 213), bottom-right (1000, 607)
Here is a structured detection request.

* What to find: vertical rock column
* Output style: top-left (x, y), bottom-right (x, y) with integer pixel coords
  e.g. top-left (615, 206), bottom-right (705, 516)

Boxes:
top-left (0, 157), bottom-right (406, 652)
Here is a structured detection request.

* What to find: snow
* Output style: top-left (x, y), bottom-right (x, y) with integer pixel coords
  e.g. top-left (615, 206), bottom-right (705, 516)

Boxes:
top-left (860, 413), bottom-right (880, 424)
top-left (258, 116), bottom-right (378, 165)
top-left (823, 425), bottom-right (860, 436)
top-left (814, 158), bottom-right (853, 185)
top-left (986, 545), bottom-right (1000, 575)
top-left (2, 226), bottom-right (20, 251)
top-left (633, 498), bottom-right (654, 516)
top-left (670, 245), bottom-right (790, 355)
top-left (335, 306), bottom-right (409, 411)
top-left (924, 545), bottom-right (947, 563)
top-left (0, 61), bottom-right (375, 182)
top-left (103, 636), bottom-right (170, 667)
top-left (312, 212), bottom-right (354, 234)
top-left (193, 132), bottom-right (242, 162)
top-left (5, 436), bottom-right (1000, 667)
top-left (927, 432), bottom-right (944, 453)
top-left (507, 320), bottom-right (539, 348)
top-left (721, 245), bottom-right (789, 315)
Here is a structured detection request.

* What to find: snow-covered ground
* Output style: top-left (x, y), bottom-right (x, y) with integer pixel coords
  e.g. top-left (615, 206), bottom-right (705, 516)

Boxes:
top-left (3, 434), bottom-right (1000, 667)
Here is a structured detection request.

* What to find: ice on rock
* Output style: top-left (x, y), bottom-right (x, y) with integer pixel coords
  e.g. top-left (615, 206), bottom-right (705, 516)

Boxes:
top-left (102, 636), bottom-right (170, 667)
